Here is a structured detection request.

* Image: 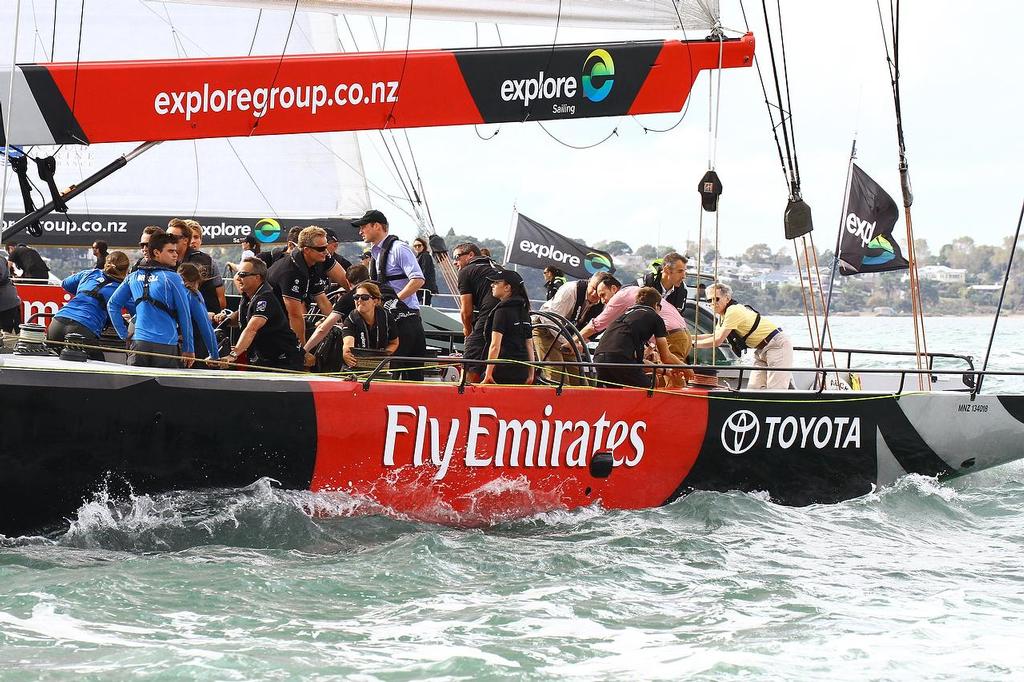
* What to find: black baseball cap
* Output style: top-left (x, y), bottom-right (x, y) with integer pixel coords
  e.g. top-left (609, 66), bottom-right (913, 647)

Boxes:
top-left (324, 228), bottom-right (339, 243)
top-left (360, 250), bottom-right (372, 259)
top-left (486, 268), bottom-right (524, 287)
top-left (351, 209), bottom-right (388, 227)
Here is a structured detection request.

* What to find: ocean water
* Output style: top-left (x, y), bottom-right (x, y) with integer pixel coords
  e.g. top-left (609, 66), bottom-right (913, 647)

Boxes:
top-left (1, 316), bottom-right (1023, 680)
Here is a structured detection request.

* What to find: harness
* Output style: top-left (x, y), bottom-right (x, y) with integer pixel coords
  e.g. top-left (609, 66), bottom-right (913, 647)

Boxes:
top-left (369, 234), bottom-right (407, 284)
top-left (569, 279), bottom-right (603, 327)
top-left (80, 273), bottom-right (121, 304)
top-left (723, 299), bottom-right (762, 355)
top-left (133, 268), bottom-right (176, 319)
top-left (346, 307), bottom-right (393, 350)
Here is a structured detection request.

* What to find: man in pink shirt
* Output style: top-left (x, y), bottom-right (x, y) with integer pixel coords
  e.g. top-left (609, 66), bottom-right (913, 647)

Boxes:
top-left (577, 275), bottom-right (693, 386)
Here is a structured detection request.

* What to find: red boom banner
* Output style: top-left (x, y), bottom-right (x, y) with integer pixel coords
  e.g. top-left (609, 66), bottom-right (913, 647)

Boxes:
top-left (2, 35), bottom-right (753, 146)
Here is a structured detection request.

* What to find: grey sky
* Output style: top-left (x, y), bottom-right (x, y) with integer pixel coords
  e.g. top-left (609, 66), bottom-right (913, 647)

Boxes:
top-left (2, 0), bottom-right (1020, 257)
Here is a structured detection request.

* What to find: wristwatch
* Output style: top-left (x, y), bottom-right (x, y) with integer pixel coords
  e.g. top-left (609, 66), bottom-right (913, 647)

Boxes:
top-left (228, 350), bottom-right (239, 359)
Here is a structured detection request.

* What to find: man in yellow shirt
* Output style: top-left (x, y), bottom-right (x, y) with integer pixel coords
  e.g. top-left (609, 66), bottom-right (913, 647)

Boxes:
top-left (694, 283), bottom-right (793, 389)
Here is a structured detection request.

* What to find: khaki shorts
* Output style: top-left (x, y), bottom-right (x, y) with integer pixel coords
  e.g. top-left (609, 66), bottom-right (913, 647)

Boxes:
top-left (666, 329), bottom-right (693, 363)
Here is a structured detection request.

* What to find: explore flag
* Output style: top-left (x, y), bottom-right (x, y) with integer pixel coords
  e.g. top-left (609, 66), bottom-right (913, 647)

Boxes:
top-left (838, 164), bottom-right (909, 276)
top-left (506, 213), bottom-right (615, 279)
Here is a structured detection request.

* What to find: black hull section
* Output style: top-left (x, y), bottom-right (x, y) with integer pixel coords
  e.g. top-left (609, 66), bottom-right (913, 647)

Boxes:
top-left (0, 369), bottom-right (318, 537)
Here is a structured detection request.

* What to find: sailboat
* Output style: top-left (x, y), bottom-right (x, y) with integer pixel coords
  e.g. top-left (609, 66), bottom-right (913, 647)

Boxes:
top-left (0, 0), bottom-right (1022, 537)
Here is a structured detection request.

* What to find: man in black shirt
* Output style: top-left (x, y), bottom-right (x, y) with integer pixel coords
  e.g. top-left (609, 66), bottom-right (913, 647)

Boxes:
top-left (168, 218), bottom-right (227, 313)
top-left (131, 226), bottom-right (163, 272)
top-left (640, 251), bottom-right (689, 310)
top-left (454, 242), bottom-right (500, 382)
top-left (325, 229), bottom-right (353, 271)
top-left (268, 226), bottom-right (303, 266)
top-left (6, 244), bottom-right (49, 280)
top-left (594, 287), bottom-right (678, 389)
top-left (267, 226), bottom-right (346, 344)
top-left (216, 257), bottom-right (305, 371)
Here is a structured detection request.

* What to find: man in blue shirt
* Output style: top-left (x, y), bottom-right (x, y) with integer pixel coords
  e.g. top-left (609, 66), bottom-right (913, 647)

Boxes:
top-left (353, 209), bottom-right (428, 381)
top-left (108, 233), bottom-right (195, 369)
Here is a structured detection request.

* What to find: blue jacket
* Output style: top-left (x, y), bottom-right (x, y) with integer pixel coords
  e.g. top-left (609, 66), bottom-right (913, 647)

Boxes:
top-left (56, 269), bottom-right (123, 335)
top-left (187, 289), bottom-right (220, 360)
top-left (108, 266), bottom-right (194, 352)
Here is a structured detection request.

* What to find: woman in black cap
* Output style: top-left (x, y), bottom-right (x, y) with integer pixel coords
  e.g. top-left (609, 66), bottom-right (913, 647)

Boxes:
top-left (412, 237), bottom-right (438, 294)
top-left (481, 269), bottom-right (535, 385)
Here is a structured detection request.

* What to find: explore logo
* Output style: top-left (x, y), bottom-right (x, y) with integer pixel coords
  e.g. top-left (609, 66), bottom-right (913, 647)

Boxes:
top-left (584, 251), bottom-right (614, 275)
top-left (254, 218), bottom-right (281, 243)
top-left (862, 234), bottom-right (897, 266)
top-left (582, 49), bottom-right (615, 102)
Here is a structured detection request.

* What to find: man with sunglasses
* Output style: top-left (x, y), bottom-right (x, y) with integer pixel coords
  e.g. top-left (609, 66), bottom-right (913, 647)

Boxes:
top-left (131, 226), bottom-right (164, 272)
top-left (267, 226), bottom-right (343, 344)
top-left (216, 257), bottom-right (304, 371)
top-left (694, 282), bottom-right (793, 390)
top-left (171, 218), bottom-right (227, 314)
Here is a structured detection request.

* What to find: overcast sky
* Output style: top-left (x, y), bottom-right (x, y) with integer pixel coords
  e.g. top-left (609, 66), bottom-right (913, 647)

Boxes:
top-left (2, 0), bottom-right (1021, 257)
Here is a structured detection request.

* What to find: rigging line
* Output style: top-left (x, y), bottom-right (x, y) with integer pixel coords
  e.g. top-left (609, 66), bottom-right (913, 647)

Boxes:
top-left (710, 32), bottom-right (724, 168)
top-left (382, 0), bottom-right (414, 128)
top-left (135, 0), bottom-right (209, 56)
top-left (224, 139), bottom-right (277, 215)
top-left (775, 0), bottom-right (801, 190)
top-left (521, 0), bottom-right (563, 125)
top-left (68, 0), bottom-right (86, 119)
top-left (403, 129), bottom-right (435, 232)
top-left (29, 0), bottom-right (50, 61)
top-left (246, 9), bottom-right (263, 56)
top-left (1, 0), bottom-right (25, 241)
top-left (634, 16), bottom-right (694, 134)
top-left (50, 0), bottom-right (56, 60)
top-left (472, 21), bottom-right (502, 141)
top-left (537, 123), bottom-right (618, 150)
top-left (246, 0), bottom-right (300, 136)
top-left (759, 0), bottom-right (797, 194)
top-left (979, 197), bottom-right (1024, 389)
top-left (159, 5), bottom-right (201, 218)
top-left (739, 0), bottom-right (789, 192)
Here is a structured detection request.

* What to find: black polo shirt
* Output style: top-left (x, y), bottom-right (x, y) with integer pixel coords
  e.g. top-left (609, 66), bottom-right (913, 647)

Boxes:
top-left (341, 309), bottom-right (398, 351)
top-left (267, 250), bottom-right (334, 305)
top-left (240, 282), bottom-right (299, 362)
top-left (595, 305), bottom-right (667, 362)
top-left (332, 290), bottom-right (356, 318)
top-left (457, 257), bottom-right (500, 327)
top-left (182, 248), bottom-right (223, 313)
top-left (485, 298), bottom-right (531, 362)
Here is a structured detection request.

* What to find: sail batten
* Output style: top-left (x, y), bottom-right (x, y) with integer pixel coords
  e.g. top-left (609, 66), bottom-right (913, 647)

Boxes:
top-left (152, 0), bottom-right (720, 31)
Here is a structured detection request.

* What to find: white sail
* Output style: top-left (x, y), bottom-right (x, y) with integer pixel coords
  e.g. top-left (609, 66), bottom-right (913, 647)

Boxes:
top-left (153, 0), bottom-right (720, 31)
top-left (1, 2), bottom-right (370, 222)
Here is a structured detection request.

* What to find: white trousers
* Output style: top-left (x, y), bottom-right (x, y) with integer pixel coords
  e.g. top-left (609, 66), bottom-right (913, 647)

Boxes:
top-left (748, 332), bottom-right (794, 390)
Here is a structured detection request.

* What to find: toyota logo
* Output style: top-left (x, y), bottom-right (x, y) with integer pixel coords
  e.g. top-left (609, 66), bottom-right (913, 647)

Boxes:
top-left (721, 410), bottom-right (760, 454)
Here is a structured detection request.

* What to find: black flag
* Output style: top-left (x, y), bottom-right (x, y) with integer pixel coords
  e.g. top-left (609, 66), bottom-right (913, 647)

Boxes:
top-left (506, 213), bottom-right (615, 279)
top-left (838, 164), bottom-right (909, 276)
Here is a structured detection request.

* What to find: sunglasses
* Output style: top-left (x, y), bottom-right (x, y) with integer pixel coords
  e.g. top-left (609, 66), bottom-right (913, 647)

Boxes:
top-left (235, 272), bottom-right (260, 279)
top-left (353, 293), bottom-right (379, 302)
top-left (139, 243), bottom-right (148, 248)
top-left (306, 245), bottom-right (329, 252)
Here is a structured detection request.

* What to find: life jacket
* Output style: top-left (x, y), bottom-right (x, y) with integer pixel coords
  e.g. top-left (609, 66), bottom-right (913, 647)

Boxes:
top-left (80, 271), bottom-right (123, 304)
top-left (133, 266), bottom-right (177, 319)
top-left (369, 234), bottom-right (407, 284)
top-left (345, 306), bottom-right (394, 351)
top-left (569, 279), bottom-right (603, 327)
top-left (723, 299), bottom-right (761, 355)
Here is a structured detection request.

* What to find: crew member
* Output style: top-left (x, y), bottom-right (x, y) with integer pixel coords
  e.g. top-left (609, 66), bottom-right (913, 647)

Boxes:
top-left (303, 264), bottom-right (372, 355)
top-left (481, 269), bottom-right (535, 385)
top-left (0, 253), bottom-right (20, 333)
top-left (640, 252), bottom-right (688, 310)
top-left (47, 251), bottom-right (129, 358)
top-left (107, 233), bottom-right (195, 368)
top-left (533, 271), bottom-right (608, 384)
top-left (695, 282), bottom-right (793, 389)
top-left (454, 242), bottom-right (500, 382)
top-left (412, 237), bottom-right (438, 295)
top-left (355, 209), bottom-right (428, 381)
top-left (91, 240), bottom-right (109, 270)
top-left (177, 263), bottom-right (220, 363)
top-left (216, 257), bottom-right (305, 371)
top-left (6, 243), bottom-right (49, 280)
top-left (267, 226), bottom-right (337, 344)
top-left (324, 229), bottom-right (352, 271)
top-left (169, 218), bottom-right (227, 313)
top-left (132, 226), bottom-right (163, 272)
top-left (593, 287), bottom-right (678, 389)
top-left (580, 276), bottom-right (693, 388)
top-left (340, 282), bottom-right (400, 368)
top-left (543, 266), bottom-right (567, 301)
top-left (268, 226), bottom-right (303, 266)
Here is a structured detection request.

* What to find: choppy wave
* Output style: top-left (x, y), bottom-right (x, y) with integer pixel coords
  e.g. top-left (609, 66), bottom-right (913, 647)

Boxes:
top-left (2, 465), bottom-right (1024, 679)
